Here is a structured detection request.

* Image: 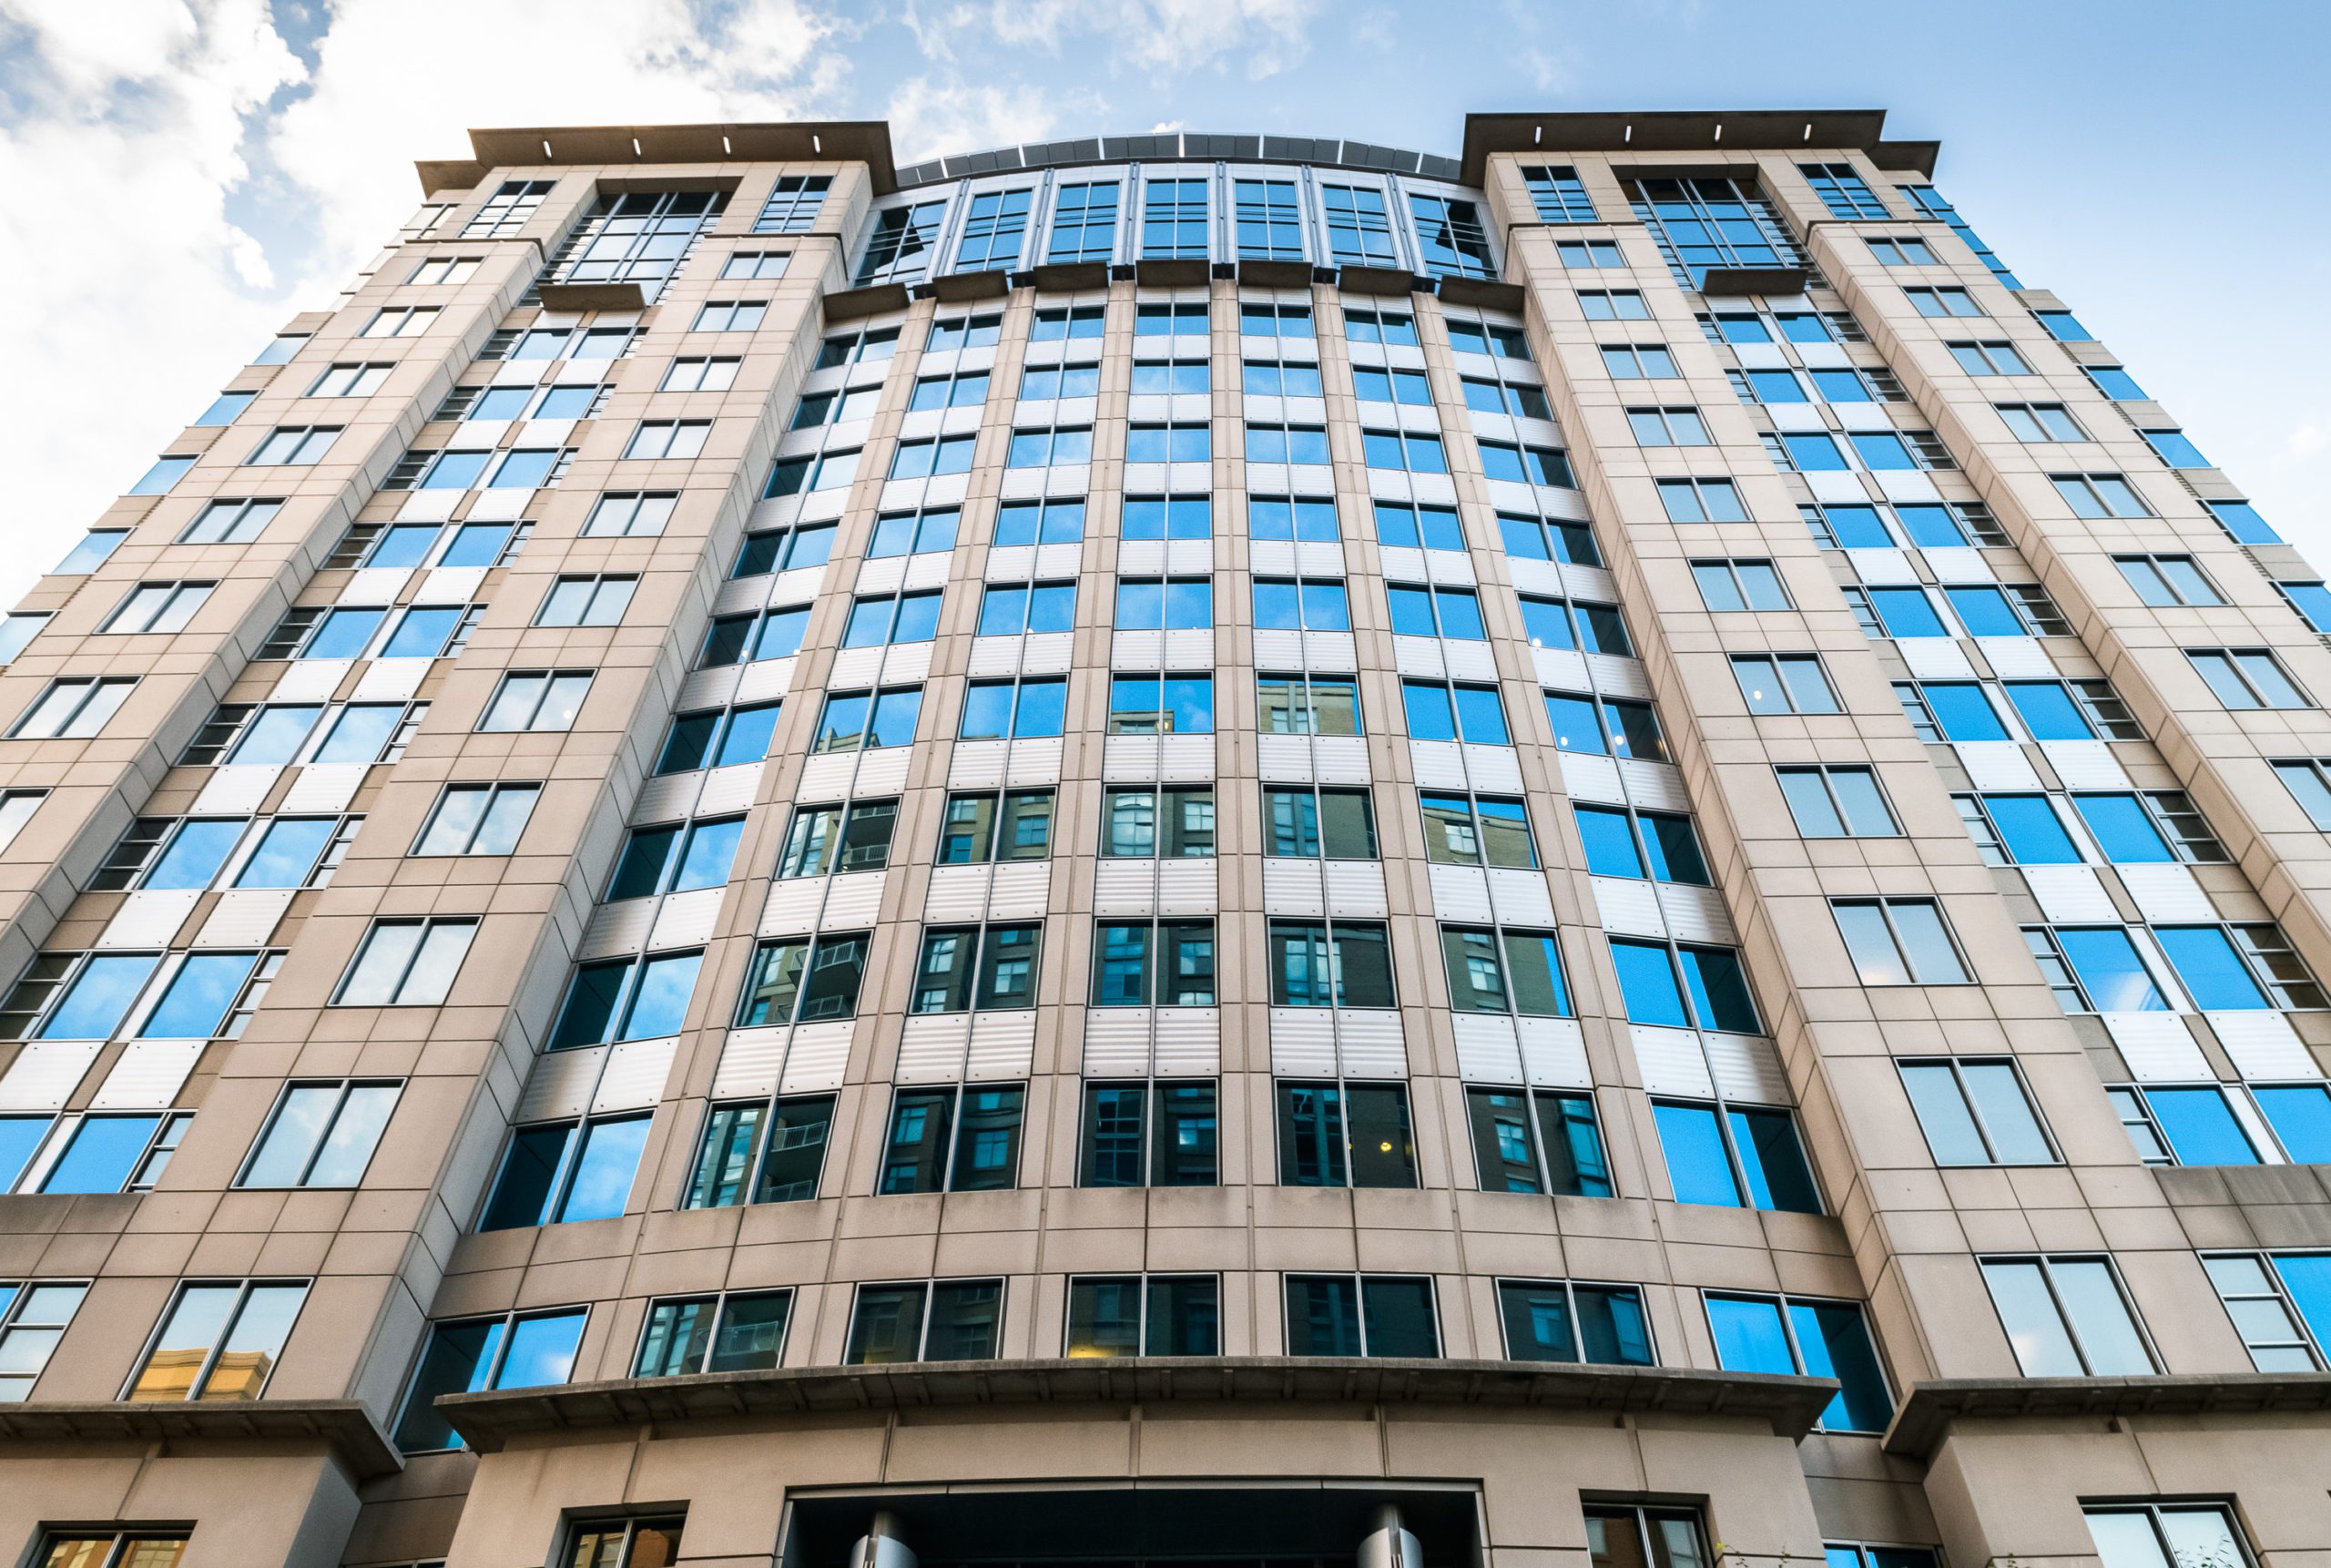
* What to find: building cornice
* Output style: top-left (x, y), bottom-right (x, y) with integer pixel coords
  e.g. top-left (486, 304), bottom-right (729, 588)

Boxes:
top-left (417, 121), bottom-right (900, 198)
top-left (437, 1357), bottom-right (1840, 1453)
top-left (1461, 109), bottom-right (1939, 183)
top-left (1882, 1373), bottom-right (2331, 1459)
top-left (0, 1400), bottom-right (402, 1479)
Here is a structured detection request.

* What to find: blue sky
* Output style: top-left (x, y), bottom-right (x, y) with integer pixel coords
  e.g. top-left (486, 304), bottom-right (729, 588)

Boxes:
top-left (3, 0), bottom-right (2327, 606)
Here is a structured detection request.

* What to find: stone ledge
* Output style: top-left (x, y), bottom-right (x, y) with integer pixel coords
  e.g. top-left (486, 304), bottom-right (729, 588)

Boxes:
top-left (0, 1400), bottom-right (401, 1479)
top-left (439, 1356), bottom-right (1838, 1452)
top-left (1883, 1373), bottom-right (2331, 1459)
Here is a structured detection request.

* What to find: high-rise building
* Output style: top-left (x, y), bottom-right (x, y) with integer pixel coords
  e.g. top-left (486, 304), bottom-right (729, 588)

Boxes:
top-left (2, 107), bottom-right (2327, 1568)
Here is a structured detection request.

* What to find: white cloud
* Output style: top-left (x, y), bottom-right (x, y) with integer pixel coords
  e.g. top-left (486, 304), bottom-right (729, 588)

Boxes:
top-left (886, 74), bottom-right (1067, 163)
top-left (906, 0), bottom-right (1325, 78)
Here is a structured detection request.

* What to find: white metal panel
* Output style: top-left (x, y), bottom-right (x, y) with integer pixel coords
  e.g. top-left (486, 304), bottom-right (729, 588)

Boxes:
top-left (1875, 470), bottom-right (1941, 504)
top-left (1428, 863), bottom-right (1493, 921)
top-left (1632, 1025), bottom-right (1715, 1097)
top-left (194, 766), bottom-right (281, 815)
top-left (1410, 740), bottom-right (1468, 789)
top-left (759, 879), bottom-right (825, 937)
top-left (650, 886), bottom-right (725, 949)
top-left (1590, 876), bottom-right (1665, 937)
top-left (1976, 637), bottom-right (2053, 677)
top-left (1486, 868), bottom-right (1557, 927)
top-left (1802, 470), bottom-right (1868, 504)
top-left (820, 871), bottom-right (886, 929)
top-left (1311, 738), bottom-right (1370, 784)
top-left (631, 770), bottom-right (704, 825)
top-left (968, 1010), bottom-right (1037, 1080)
top-left (2022, 865), bottom-right (2119, 923)
top-left (1898, 638), bottom-right (1974, 679)
top-left (517, 1045), bottom-right (606, 1122)
top-left (339, 568), bottom-right (411, 606)
top-left (1268, 1007), bottom-right (1339, 1075)
top-left (1111, 630), bottom-right (1163, 668)
top-left (1094, 860), bottom-right (1156, 916)
top-left (696, 762), bottom-right (764, 816)
top-left (1156, 858), bottom-right (1216, 915)
top-left (1263, 856), bottom-right (1326, 917)
top-left (1844, 548), bottom-right (1916, 585)
top-left (2104, 1013), bottom-right (2211, 1081)
top-left (949, 739), bottom-right (1011, 789)
top-left (881, 642), bottom-right (935, 689)
top-left (1923, 547), bottom-right (1993, 583)
top-left (580, 897), bottom-right (658, 960)
top-left (676, 664), bottom-right (742, 711)
top-left (270, 660), bottom-right (349, 702)
top-left (2116, 863), bottom-right (2215, 923)
top-left (735, 659), bottom-right (792, 705)
top-left (1655, 882), bottom-right (1736, 945)
top-left (712, 1027), bottom-right (788, 1099)
top-left (1033, 543), bottom-right (1083, 578)
top-left (2039, 740), bottom-right (2128, 789)
top-left (1956, 742), bottom-right (2042, 789)
top-left (779, 1021), bottom-right (851, 1092)
top-left (282, 763), bottom-right (367, 814)
top-left (855, 746), bottom-right (914, 795)
top-left (714, 575), bottom-right (771, 616)
top-left (985, 860), bottom-right (1050, 919)
top-left (1452, 1013), bottom-right (1523, 1084)
top-left (1705, 1033), bottom-right (1790, 1105)
top-left (1023, 633), bottom-right (1074, 675)
top-left (967, 636), bottom-right (1023, 678)
top-left (2210, 1011), bottom-right (2318, 1082)
top-left (593, 1034), bottom-right (677, 1113)
top-left (1321, 859), bottom-right (1389, 918)
top-left (827, 647), bottom-right (884, 688)
top-left (896, 1013), bottom-right (972, 1083)
top-left (924, 865), bottom-right (991, 922)
top-left (1616, 760), bottom-right (1691, 812)
top-left (0, 1040), bottom-right (104, 1110)
top-left (466, 487), bottom-right (532, 521)
top-left (194, 890), bottom-right (294, 948)
top-left (396, 486), bottom-right (463, 519)
top-left (352, 659), bottom-right (429, 702)
top-left (1518, 1017), bottom-right (1592, 1089)
top-left (1005, 736), bottom-right (1064, 786)
top-left (1562, 564), bottom-right (1618, 600)
top-left (1559, 753), bottom-right (1625, 805)
top-left (1256, 734), bottom-right (1315, 783)
top-left (1461, 744), bottom-right (1525, 793)
top-left (1302, 631), bottom-right (1357, 670)
top-left (1152, 1007), bottom-right (1220, 1076)
top-left (1102, 735), bottom-right (1160, 782)
top-left (1379, 545), bottom-right (1428, 582)
top-left (1158, 734), bottom-right (1215, 780)
top-left (1584, 654), bottom-right (1650, 699)
top-left (1392, 636), bottom-right (1445, 679)
top-left (1440, 642), bottom-right (1498, 682)
top-left (98, 891), bottom-right (202, 950)
top-left (1334, 1011), bottom-right (1407, 1077)
top-left (1508, 557), bottom-right (1562, 597)
top-left (90, 1039), bottom-right (206, 1110)
top-left (1083, 1009), bottom-right (1153, 1077)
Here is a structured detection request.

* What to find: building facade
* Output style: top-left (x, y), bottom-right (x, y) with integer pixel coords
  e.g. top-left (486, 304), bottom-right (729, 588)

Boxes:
top-left (2, 107), bottom-right (2330, 1568)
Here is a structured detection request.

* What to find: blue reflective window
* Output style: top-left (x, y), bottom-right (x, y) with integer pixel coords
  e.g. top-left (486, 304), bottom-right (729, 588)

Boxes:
top-left (1821, 504), bottom-right (1894, 547)
top-left (557, 1115), bottom-right (651, 1221)
top-left (139, 952), bottom-right (259, 1037)
top-left (229, 705), bottom-right (322, 764)
top-left (39, 955), bottom-right (160, 1039)
top-left (1730, 1108), bottom-right (1819, 1211)
top-left (2058, 927), bottom-right (2169, 1011)
top-left (1679, 946), bottom-right (1759, 1033)
top-left (1868, 587), bottom-right (1946, 637)
top-left (311, 704), bottom-right (402, 763)
top-left (1783, 433), bottom-right (1847, 471)
top-left (1922, 683), bottom-right (2009, 741)
top-left (2071, 795), bottom-right (2173, 863)
top-left (1653, 1103), bottom-right (1739, 1205)
top-left (419, 450), bottom-right (490, 490)
top-left (2148, 1085), bottom-right (2260, 1166)
top-left (1609, 939), bottom-right (1688, 1027)
top-left (1747, 369), bottom-right (1807, 402)
top-left (438, 523), bottom-right (510, 567)
top-left (1786, 1299), bottom-right (1892, 1430)
top-left (2037, 311), bottom-right (2092, 341)
top-left (304, 608), bottom-right (385, 659)
top-left (1573, 808), bottom-right (1644, 878)
top-left (2283, 584), bottom-right (2331, 634)
top-left (2002, 682), bottom-right (2092, 740)
top-left (0, 1115), bottom-right (46, 1189)
top-left (1985, 795), bottom-right (2080, 864)
top-left (2255, 1085), bottom-right (2331, 1163)
top-left (382, 606), bottom-right (462, 659)
top-left (2142, 430), bottom-right (2210, 469)
top-left (145, 820), bottom-right (246, 890)
top-left (1401, 682), bottom-right (1456, 742)
top-left (2085, 366), bottom-right (2147, 400)
top-left (497, 1311), bottom-right (586, 1387)
top-left (1945, 586), bottom-right (2024, 637)
top-left (2154, 926), bottom-right (2266, 1010)
top-left (2209, 501), bottom-right (2281, 545)
top-left (1850, 432), bottom-right (1917, 471)
top-left (2276, 1254), bottom-right (2331, 1352)
top-left (39, 1115), bottom-right (162, 1192)
top-left (1894, 504), bottom-right (1966, 547)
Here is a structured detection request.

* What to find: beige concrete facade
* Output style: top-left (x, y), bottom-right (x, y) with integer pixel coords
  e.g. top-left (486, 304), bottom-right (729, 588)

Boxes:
top-left (0, 107), bottom-right (2326, 1568)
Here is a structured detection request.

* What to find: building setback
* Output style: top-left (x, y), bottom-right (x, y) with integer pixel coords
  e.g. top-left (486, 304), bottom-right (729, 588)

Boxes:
top-left (1, 107), bottom-right (2329, 1568)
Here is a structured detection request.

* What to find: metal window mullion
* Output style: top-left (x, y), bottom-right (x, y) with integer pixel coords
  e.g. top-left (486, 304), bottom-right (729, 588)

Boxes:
top-left (288, 1082), bottom-right (354, 1186)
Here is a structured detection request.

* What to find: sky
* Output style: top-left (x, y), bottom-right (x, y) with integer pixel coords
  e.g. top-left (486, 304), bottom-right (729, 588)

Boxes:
top-left (3, 0), bottom-right (2328, 608)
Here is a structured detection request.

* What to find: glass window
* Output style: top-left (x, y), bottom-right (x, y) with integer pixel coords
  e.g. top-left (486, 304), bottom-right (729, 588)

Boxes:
top-left (1705, 1292), bottom-right (1891, 1431)
top-left (1066, 1275), bottom-right (1220, 1357)
top-left (1831, 898), bottom-right (1970, 984)
top-left (126, 1279), bottom-right (309, 1403)
top-left (1284, 1275), bottom-right (1439, 1358)
top-left (0, 1278), bottom-right (87, 1400)
top-left (682, 1094), bottom-right (835, 1208)
top-left (1277, 1081), bottom-right (1414, 1188)
top-left (477, 1113), bottom-right (651, 1229)
top-left (237, 1081), bottom-right (402, 1188)
top-left (393, 1308), bottom-right (587, 1451)
top-left (1777, 766), bottom-right (1898, 837)
top-left (331, 921), bottom-right (476, 1008)
top-left (844, 1279), bottom-right (1003, 1364)
top-left (1980, 1255), bottom-right (2154, 1375)
top-left (1078, 1081), bottom-right (1218, 1187)
top-left (1898, 1059), bottom-right (2054, 1166)
top-left (1496, 1279), bottom-right (1652, 1364)
top-left (1268, 920), bottom-right (1394, 1008)
top-left (2084, 1506), bottom-right (2250, 1568)
top-left (1466, 1084), bottom-right (1608, 1196)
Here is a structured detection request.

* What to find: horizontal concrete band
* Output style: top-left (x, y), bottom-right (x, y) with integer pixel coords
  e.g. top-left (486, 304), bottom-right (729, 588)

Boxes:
top-left (1884, 1372), bottom-right (2331, 1459)
top-left (436, 1356), bottom-right (1841, 1452)
top-left (0, 1399), bottom-right (401, 1479)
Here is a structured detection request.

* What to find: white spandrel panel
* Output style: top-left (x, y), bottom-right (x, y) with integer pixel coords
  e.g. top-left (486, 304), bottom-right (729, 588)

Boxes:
top-left (779, 1022), bottom-right (851, 1092)
top-left (821, 871), bottom-right (887, 929)
top-left (967, 1010), bottom-right (1036, 1080)
top-left (759, 879), bottom-right (824, 937)
top-left (2209, 1011), bottom-right (2317, 1082)
top-left (632, 770), bottom-right (705, 825)
top-left (1424, 550), bottom-right (1477, 588)
top-left (194, 890), bottom-right (294, 948)
top-left (1897, 638), bottom-right (1973, 679)
top-left (1532, 644), bottom-right (1589, 692)
top-left (2105, 1013), bottom-right (2210, 1082)
top-left (98, 891), bottom-right (202, 950)
top-left (880, 641), bottom-right (934, 687)
top-left (396, 487), bottom-right (463, 520)
top-left (1267, 1008), bottom-right (1338, 1076)
top-left (1252, 628), bottom-right (1305, 669)
top-left (714, 574), bottom-right (773, 616)
top-left (1590, 877), bottom-right (1664, 938)
top-left (677, 664), bottom-right (743, 712)
top-left (696, 762), bottom-right (764, 816)
top-left (1033, 542), bottom-right (1083, 578)
top-left (2021, 865), bottom-right (2119, 923)
top-left (1517, 1017), bottom-right (1590, 1089)
top-left (1654, 882), bottom-right (1736, 945)
top-left (712, 1026), bottom-right (789, 1099)
top-left (1452, 1014), bottom-right (1523, 1084)
top-left (1311, 738), bottom-right (1369, 785)
top-left (649, 887), bottom-right (725, 949)
top-left (579, 898), bottom-right (658, 960)
top-left (985, 860), bottom-right (1051, 920)
top-left (271, 660), bottom-right (350, 702)
top-left (1440, 641), bottom-right (1498, 682)
top-left (90, 1039), bottom-right (205, 1110)
top-left (854, 746), bottom-right (913, 795)
top-left (421, 565), bottom-right (489, 604)
top-left (1559, 753), bottom-right (1624, 805)
top-left (1410, 739), bottom-right (1468, 789)
top-left (1005, 736), bottom-right (1063, 787)
top-left (1391, 635), bottom-right (1443, 679)
top-left (1094, 859), bottom-right (1156, 916)
top-left (1631, 1025), bottom-right (1714, 1098)
top-left (339, 568), bottom-right (411, 606)
top-left (735, 659), bottom-right (792, 705)
top-left (1256, 734), bottom-right (1315, 783)
top-left (1299, 631), bottom-right (1355, 670)
top-left (1955, 741), bottom-right (2041, 789)
top-left (828, 646), bottom-right (884, 688)
top-left (1158, 734), bottom-right (1215, 780)
top-left (1560, 563), bottom-right (1617, 600)
top-left (1705, 1033), bottom-right (1789, 1105)
top-left (1083, 1008), bottom-right (1153, 1077)
top-left (516, 1044), bottom-right (606, 1122)
top-left (1584, 654), bottom-right (1650, 700)
top-left (1102, 734), bottom-right (1160, 782)
top-left (1975, 637), bottom-right (2052, 677)
top-left (0, 1040), bottom-right (104, 1110)
top-left (1844, 548), bottom-right (1916, 585)
top-left (2116, 863), bottom-right (2214, 923)
top-left (1875, 470), bottom-right (1941, 504)
top-left (282, 763), bottom-right (367, 814)
top-left (1320, 859), bottom-right (1389, 918)
top-left (1155, 858), bottom-right (1216, 915)
top-left (1427, 863), bottom-right (1493, 921)
top-left (2038, 740), bottom-right (2128, 789)
top-left (896, 1013), bottom-right (971, 1083)
top-left (1486, 868), bottom-right (1556, 927)
top-left (1616, 760), bottom-right (1690, 812)
top-left (1333, 1010), bottom-right (1407, 1078)
top-left (593, 1035), bottom-right (677, 1114)
top-left (1263, 856), bottom-right (1325, 918)
top-left (194, 766), bottom-right (281, 815)
top-left (1461, 745), bottom-right (1524, 794)
top-left (949, 740), bottom-right (1010, 789)
top-left (1152, 1008), bottom-right (1219, 1076)
top-left (924, 864), bottom-right (991, 922)
top-left (1923, 547), bottom-right (1993, 583)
